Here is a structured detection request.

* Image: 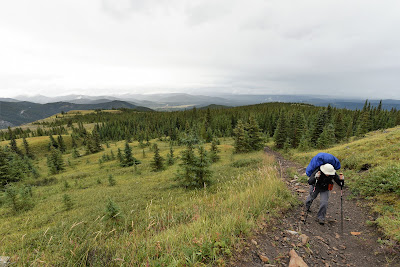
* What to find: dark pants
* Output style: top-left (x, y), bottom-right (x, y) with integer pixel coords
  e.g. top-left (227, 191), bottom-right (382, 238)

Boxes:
top-left (305, 185), bottom-right (330, 221)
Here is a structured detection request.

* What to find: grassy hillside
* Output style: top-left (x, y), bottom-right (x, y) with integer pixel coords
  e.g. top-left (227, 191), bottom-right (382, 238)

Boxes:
top-left (0, 100), bottom-right (151, 128)
top-left (291, 126), bottom-right (400, 242)
top-left (0, 135), bottom-right (296, 265)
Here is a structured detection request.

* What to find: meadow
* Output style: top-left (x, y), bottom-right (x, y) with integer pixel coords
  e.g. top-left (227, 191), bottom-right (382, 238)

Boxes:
top-left (0, 136), bottom-right (296, 266)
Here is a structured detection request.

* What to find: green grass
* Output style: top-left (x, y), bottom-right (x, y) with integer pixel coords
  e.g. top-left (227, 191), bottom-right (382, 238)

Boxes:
top-left (0, 138), bottom-right (296, 265)
top-left (290, 126), bottom-right (400, 242)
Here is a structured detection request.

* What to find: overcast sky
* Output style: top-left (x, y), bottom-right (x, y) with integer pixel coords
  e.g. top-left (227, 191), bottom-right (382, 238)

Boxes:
top-left (0, 0), bottom-right (399, 99)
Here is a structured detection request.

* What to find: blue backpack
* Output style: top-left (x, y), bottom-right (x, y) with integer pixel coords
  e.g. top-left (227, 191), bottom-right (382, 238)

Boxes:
top-left (306, 152), bottom-right (341, 177)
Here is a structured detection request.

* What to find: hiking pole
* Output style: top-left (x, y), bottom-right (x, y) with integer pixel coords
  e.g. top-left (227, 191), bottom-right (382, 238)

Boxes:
top-left (304, 172), bottom-right (319, 225)
top-left (340, 185), bottom-right (344, 235)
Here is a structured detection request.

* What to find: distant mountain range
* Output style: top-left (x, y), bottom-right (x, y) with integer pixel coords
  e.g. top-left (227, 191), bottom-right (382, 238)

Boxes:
top-left (0, 100), bottom-right (151, 129)
top-left (2, 93), bottom-right (400, 129)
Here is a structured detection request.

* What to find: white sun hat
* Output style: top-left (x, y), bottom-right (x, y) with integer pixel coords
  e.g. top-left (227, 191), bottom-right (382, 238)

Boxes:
top-left (320, 163), bottom-right (336, 176)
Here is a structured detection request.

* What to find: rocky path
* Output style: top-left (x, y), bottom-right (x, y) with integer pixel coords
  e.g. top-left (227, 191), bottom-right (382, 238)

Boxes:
top-left (232, 147), bottom-right (400, 267)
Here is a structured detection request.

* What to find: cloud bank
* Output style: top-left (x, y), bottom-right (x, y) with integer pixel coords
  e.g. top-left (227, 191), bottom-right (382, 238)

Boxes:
top-left (0, 0), bottom-right (399, 99)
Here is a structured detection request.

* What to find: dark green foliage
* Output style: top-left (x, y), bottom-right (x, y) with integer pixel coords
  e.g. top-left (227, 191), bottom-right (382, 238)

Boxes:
top-left (233, 120), bottom-right (249, 153)
top-left (310, 109), bottom-right (328, 145)
top-left (24, 100), bottom-right (400, 151)
top-left (176, 145), bottom-right (212, 188)
top-left (283, 137), bottom-right (292, 153)
top-left (0, 147), bottom-right (11, 186)
top-left (49, 135), bottom-right (58, 150)
top-left (166, 145), bottom-right (175, 166)
top-left (85, 132), bottom-right (103, 154)
top-left (246, 116), bottom-right (265, 150)
top-left (117, 148), bottom-right (123, 162)
top-left (175, 144), bottom-right (196, 187)
top-left (298, 133), bottom-right (311, 151)
top-left (9, 136), bottom-right (22, 155)
top-left (230, 158), bottom-right (262, 168)
top-left (273, 112), bottom-right (287, 149)
top-left (108, 174), bottom-right (116, 186)
top-left (333, 111), bottom-right (346, 141)
top-left (99, 151), bottom-right (115, 163)
top-left (105, 198), bottom-right (122, 221)
top-left (23, 137), bottom-right (34, 159)
top-left (151, 144), bottom-right (164, 172)
top-left (63, 194), bottom-right (73, 210)
top-left (71, 136), bottom-right (78, 148)
top-left (4, 184), bottom-right (34, 212)
top-left (0, 147), bottom-right (38, 187)
top-left (121, 142), bottom-right (141, 167)
top-left (193, 146), bottom-right (212, 187)
top-left (209, 139), bottom-right (220, 163)
top-left (47, 147), bottom-right (65, 174)
top-left (356, 111), bottom-right (372, 137)
top-left (63, 180), bottom-right (70, 189)
top-left (72, 148), bottom-right (80, 158)
top-left (57, 135), bottom-right (66, 153)
top-left (316, 123), bottom-right (336, 148)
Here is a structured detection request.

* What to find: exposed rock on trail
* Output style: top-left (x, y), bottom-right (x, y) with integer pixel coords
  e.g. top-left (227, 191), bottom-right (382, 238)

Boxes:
top-left (232, 147), bottom-right (400, 267)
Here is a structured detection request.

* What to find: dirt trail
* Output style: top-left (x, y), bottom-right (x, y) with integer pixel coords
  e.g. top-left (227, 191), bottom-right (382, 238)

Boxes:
top-left (232, 147), bottom-right (400, 267)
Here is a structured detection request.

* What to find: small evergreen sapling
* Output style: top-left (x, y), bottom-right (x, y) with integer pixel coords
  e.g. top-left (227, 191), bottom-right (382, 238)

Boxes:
top-left (151, 144), bottom-right (164, 172)
top-left (209, 139), bottom-right (220, 163)
top-left (63, 194), bottom-right (73, 210)
top-left (108, 174), bottom-right (116, 186)
top-left (166, 145), bottom-right (175, 166)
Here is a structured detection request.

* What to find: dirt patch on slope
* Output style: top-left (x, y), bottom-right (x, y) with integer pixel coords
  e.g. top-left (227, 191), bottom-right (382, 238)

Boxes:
top-left (231, 147), bottom-right (400, 267)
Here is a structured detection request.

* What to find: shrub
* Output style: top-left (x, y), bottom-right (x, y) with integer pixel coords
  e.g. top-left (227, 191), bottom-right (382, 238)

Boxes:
top-left (231, 158), bottom-right (262, 168)
top-left (63, 194), bottom-right (73, 210)
top-left (108, 174), bottom-right (116, 186)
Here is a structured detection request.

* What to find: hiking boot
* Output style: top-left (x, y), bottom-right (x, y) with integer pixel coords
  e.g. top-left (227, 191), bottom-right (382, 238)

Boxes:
top-left (315, 218), bottom-right (325, 225)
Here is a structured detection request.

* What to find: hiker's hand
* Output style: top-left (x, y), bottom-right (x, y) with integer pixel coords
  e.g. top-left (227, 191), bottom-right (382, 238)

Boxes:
top-left (339, 173), bottom-right (344, 180)
top-left (316, 171), bottom-right (321, 179)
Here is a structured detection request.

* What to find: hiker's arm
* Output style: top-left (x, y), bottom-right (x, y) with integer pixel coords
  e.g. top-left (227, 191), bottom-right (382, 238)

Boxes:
top-left (334, 173), bottom-right (344, 186)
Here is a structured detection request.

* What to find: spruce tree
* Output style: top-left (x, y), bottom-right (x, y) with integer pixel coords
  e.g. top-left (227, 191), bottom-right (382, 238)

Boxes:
top-left (47, 147), bottom-right (65, 174)
top-left (57, 135), bottom-right (66, 153)
top-left (317, 123), bottom-right (336, 148)
top-left (0, 147), bottom-right (11, 186)
top-left (209, 139), bottom-right (220, 163)
top-left (356, 111), bottom-right (371, 137)
top-left (298, 132), bottom-right (311, 151)
top-left (71, 135), bottom-right (78, 148)
top-left (333, 111), bottom-right (346, 141)
top-left (247, 116), bottom-right (264, 151)
top-left (310, 110), bottom-right (327, 146)
top-left (151, 144), bottom-right (164, 172)
top-left (23, 137), bottom-right (34, 159)
top-left (72, 148), bottom-right (80, 158)
top-left (193, 146), bottom-right (212, 187)
top-left (166, 145), bottom-right (175, 166)
top-left (49, 135), bottom-right (58, 149)
top-left (273, 112), bottom-right (287, 149)
top-left (121, 142), bottom-right (140, 167)
top-left (233, 120), bottom-right (249, 153)
top-left (9, 136), bottom-right (22, 156)
top-left (175, 144), bottom-right (196, 187)
top-left (117, 148), bottom-right (123, 162)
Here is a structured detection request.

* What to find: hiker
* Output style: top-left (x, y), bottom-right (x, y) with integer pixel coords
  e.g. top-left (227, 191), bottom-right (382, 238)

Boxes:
top-left (305, 163), bottom-right (344, 225)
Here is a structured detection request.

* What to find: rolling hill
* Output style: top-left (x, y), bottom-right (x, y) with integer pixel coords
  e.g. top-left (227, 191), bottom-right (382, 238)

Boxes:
top-left (0, 100), bottom-right (152, 129)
